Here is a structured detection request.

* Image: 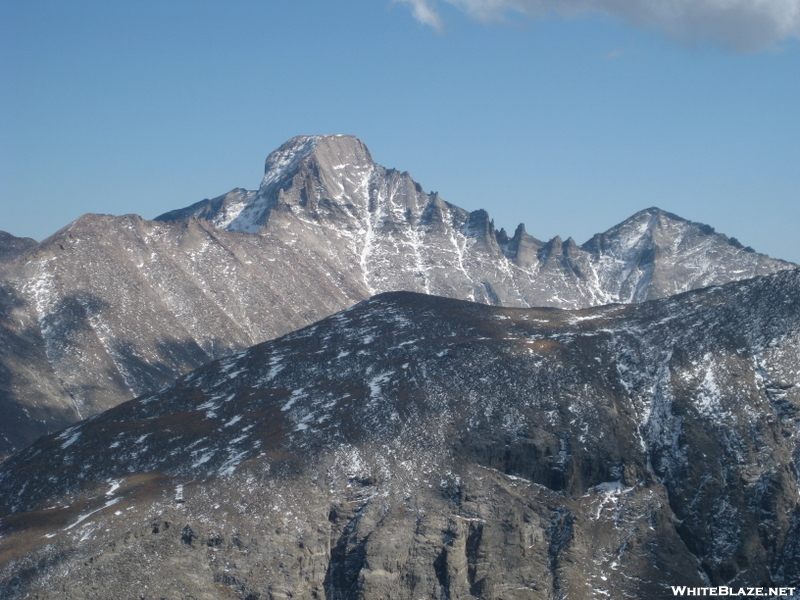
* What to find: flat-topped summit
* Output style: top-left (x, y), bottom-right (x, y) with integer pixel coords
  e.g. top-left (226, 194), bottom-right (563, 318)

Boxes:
top-left (262, 134), bottom-right (373, 180)
top-left (157, 134), bottom-right (376, 232)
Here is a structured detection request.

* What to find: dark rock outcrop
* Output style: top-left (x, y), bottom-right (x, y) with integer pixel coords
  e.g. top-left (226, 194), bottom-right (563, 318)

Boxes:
top-left (0, 232), bottom-right (37, 265)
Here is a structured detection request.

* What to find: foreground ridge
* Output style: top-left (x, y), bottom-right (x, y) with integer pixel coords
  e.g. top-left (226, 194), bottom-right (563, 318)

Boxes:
top-left (1, 268), bottom-right (799, 598)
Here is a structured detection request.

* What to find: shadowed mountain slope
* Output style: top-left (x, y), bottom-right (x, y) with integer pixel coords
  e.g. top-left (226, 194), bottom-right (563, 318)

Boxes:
top-left (1, 268), bottom-right (799, 598)
top-left (0, 233), bottom-right (37, 265)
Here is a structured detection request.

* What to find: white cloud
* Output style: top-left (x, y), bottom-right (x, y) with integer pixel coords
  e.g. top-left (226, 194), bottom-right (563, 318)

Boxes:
top-left (395, 0), bottom-right (444, 31)
top-left (400, 0), bottom-right (800, 51)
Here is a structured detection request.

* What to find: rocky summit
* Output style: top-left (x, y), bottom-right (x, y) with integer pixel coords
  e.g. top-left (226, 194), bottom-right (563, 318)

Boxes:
top-left (157, 135), bottom-right (789, 309)
top-left (0, 135), bottom-right (793, 457)
top-left (1, 267), bottom-right (799, 599)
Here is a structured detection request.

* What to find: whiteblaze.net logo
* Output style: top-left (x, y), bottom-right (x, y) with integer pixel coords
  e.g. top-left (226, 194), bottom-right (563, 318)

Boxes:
top-left (671, 587), bottom-right (797, 597)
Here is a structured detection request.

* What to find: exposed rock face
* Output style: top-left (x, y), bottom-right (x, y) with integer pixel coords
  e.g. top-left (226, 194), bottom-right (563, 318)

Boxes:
top-left (1, 269), bottom-right (799, 598)
top-left (159, 135), bottom-right (790, 307)
top-left (0, 135), bottom-right (792, 457)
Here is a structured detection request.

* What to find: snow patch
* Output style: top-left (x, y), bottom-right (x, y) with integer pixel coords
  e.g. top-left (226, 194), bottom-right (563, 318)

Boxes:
top-left (60, 430), bottom-right (81, 450)
top-left (282, 388), bottom-right (306, 412)
top-left (223, 415), bottom-right (243, 428)
top-left (66, 497), bottom-right (122, 530)
top-left (367, 371), bottom-right (393, 399)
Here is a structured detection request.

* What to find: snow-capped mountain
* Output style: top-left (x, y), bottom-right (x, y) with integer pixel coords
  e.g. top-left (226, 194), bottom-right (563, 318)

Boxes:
top-left (0, 135), bottom-right (792, 458)
top-left (2, 268), bottom-right (799, 598)
top-left (160, 134), bottom-right (789, 307)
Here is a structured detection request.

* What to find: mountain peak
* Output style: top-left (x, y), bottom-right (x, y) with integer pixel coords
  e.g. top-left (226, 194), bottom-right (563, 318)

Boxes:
top-left (156, 135), bottom-right (378, 233)
top-left (260, 134), bottom-right (373, 189)
top-left (3, 135), bottom-right (795, 459)
top-left (617, 206), bottom-right (688, 226)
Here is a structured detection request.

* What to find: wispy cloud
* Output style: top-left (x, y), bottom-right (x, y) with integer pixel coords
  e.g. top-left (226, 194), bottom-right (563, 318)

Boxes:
top-left (398, 0), bottom-right (800, 52)
top-left (395, 0), bottom-right (444, 31)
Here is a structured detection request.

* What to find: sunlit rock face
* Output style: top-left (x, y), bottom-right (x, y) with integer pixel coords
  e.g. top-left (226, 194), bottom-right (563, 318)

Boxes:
top-left (1, 269), bottom-right (799, 598)
top-left (159, 134), bottom-right (791, 309)
top-left (0, 134), bottom-right (792, 457)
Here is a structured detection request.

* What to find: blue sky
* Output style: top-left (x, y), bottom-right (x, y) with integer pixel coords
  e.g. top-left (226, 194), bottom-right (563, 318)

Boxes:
top-left (2, 0), bottom-right (799, 262)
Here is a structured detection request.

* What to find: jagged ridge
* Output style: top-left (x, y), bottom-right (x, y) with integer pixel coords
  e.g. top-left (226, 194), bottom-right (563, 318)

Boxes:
top-left (0, 134), bottom-right (792, 458)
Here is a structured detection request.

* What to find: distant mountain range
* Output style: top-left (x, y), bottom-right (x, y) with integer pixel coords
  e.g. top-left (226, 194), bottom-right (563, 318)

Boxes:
top-left (0, 134), bottom-right (793, 459)
top-left (2, 268), bottom-right (799, 597)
